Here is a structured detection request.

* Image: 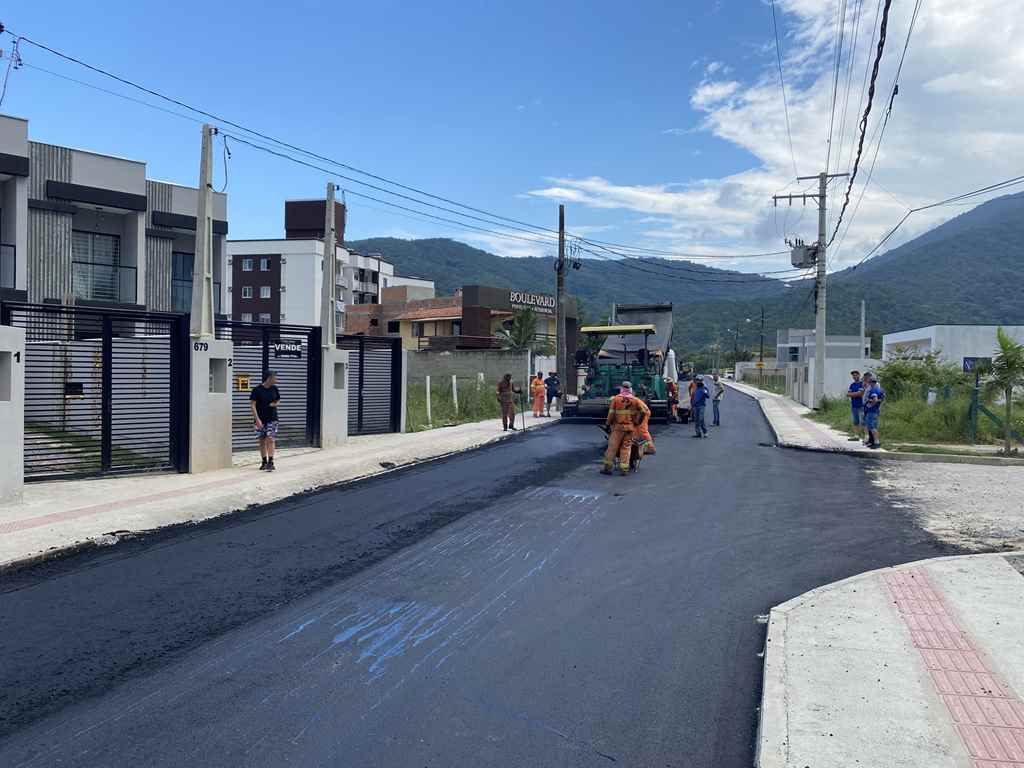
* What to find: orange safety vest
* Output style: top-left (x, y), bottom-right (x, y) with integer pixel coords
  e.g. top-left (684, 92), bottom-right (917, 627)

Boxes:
top-left (607, 394), bottom-right (644, 427)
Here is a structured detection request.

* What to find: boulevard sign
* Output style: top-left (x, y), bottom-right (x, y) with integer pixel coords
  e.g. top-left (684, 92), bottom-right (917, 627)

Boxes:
top-left (509, 290), bottom-right (556, 315)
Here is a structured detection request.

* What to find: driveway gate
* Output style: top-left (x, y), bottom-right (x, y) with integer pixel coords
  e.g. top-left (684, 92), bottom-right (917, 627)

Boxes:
top-left (337, 335), bottom-right (403, 435)
top-left (1, 302), bottom-right (189, 481)
top-left (215, 321), bottom-right (322, 451)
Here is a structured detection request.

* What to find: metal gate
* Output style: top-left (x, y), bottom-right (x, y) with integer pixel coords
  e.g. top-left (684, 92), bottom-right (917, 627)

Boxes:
top-left (337, 335), bottom-right (402, 435)
top-left (1, 302), bottom-right (189, 481)
top-left (215, 321), bottom-right (322, 451)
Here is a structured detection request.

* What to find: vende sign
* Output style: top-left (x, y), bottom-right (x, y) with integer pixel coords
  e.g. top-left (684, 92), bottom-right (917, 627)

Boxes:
top-left (509, 290), bottom-right (556, 315)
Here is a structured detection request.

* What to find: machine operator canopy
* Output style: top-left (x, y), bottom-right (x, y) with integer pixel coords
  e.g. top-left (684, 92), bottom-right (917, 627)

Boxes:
top-left (579, 324), bottom-right (657, 335)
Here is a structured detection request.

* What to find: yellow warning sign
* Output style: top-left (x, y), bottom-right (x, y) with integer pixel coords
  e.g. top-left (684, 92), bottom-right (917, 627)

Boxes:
top-left (755, 361), bottom-right (765, 369)
top-left (236, 374), bottom-right (251, 391)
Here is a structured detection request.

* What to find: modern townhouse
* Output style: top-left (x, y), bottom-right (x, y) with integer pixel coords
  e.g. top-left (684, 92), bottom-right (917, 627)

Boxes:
top-left (0, 113), bottom-right (227, 312)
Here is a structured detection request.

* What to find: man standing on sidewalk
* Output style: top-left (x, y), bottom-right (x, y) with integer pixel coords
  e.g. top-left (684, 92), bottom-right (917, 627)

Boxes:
top-left (497, 373), bottom-right (521, 431)
top-left (544, 370), bottom-right (561, 416)
top-left (691, 376), bottom-right (709, 438)
top-left (846, 370), bottom-right (865, 442)
top-left (711, 373), bottom-right (725, 426)
top-left (862, 372), bottom-right (885, 449)
top-left (250, 371), bottom-right (281, 471)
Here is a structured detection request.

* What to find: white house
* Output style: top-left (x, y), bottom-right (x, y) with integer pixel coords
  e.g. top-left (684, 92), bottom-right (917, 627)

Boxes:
top-left (882, 325), bottom-right (1024, 368)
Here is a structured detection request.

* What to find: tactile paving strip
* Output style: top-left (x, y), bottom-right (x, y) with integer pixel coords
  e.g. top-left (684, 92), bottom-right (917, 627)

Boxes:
top-left (883, 569), bottom-right (1024, 767)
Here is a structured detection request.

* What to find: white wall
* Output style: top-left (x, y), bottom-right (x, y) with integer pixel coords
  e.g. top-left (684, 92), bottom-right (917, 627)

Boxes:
top-left (884, 326), bottom-right (1024, 366)
top-left (0, 115), bottom-right (28, 158)
top-left (70, 149), bottom-right (145, 195)
top-left (788, 357), bottom-right (882, 407)
top-left (167, 183), bottom-right (227, 222)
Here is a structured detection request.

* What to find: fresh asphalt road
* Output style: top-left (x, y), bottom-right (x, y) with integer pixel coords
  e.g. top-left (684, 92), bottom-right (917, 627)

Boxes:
top-left (0, 393), bottom-right (958, 767)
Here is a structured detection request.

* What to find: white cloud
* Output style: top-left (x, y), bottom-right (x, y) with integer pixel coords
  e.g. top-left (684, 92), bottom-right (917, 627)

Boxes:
top-left (527, 0), bottom-right (1024, 270)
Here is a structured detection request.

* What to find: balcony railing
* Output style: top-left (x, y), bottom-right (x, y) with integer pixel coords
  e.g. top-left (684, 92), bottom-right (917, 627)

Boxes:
top-left (0, 243), bottom-right (14, 290)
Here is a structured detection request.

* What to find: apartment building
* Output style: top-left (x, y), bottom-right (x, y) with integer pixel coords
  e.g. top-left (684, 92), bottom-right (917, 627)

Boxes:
top-left (0, 113), bottom-right (227, 311)
top-left (225, 199), bottom-right (400, 327)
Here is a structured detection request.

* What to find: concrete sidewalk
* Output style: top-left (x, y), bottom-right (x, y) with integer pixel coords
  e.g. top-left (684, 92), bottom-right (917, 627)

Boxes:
top-left (0, 413), bottom-right (558, 570)
top-left (757, 552), bottom-right (1024, 767)
top-left (728, 381), bottom-right (1024, 466)
top-left (727, 380), bottom-right (876, 453)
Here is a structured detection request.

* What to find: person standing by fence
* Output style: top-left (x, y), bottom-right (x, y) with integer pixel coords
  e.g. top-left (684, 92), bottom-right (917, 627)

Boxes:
top-left (250, 371), bottom-right (280, 471)
top-left (530, 372), bottom-right (546, 417)
top-left (497, 373), bottom-right (521, 431)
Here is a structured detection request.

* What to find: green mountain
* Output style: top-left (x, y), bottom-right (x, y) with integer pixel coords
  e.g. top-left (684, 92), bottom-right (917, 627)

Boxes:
top-left (350, 191), bottom-right (1024, 357)
top-left (348, 236), bottom-right (786, 316)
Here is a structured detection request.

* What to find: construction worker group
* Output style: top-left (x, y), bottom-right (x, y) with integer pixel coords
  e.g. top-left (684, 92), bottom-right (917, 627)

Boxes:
top-left (600, 380), bottom-right (655, 476)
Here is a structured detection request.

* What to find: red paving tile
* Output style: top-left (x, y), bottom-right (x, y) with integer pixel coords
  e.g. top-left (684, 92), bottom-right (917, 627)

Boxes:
top-left (883, 568), bottom-right (1024, 768)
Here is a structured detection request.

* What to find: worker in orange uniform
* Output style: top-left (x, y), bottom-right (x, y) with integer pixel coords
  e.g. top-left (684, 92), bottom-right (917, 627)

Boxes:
top-left (601, 381), bottom-right (645, 476)
top-left (530, 371), bottom-right (546, 417)
top-left (636, 397), bottom-right (655, 455)
top-left (666, 378), bottom-right (680, 423)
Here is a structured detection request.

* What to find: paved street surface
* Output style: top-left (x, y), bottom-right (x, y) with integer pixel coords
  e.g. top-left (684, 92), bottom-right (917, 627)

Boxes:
top-left (0, 394), bottom-right (957, 767)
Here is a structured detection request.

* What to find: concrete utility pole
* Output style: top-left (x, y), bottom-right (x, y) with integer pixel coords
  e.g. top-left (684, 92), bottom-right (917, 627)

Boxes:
top-left (860, 299), bottom-right (866, 362)
top-left (555, 204), bottom-right (567, 399)
top-left (772, 171), bottom-right (847, 408)
top-left (320, 182), bottom-right (337, 347)
top-left (190, 124), bottom-right (216, 338)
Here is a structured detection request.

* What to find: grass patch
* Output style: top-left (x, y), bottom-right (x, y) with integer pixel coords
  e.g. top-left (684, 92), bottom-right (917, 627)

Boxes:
top-left (741, 375), bottom-right (785, 396)
top-left (406, 377), bottom-right (505, 432)
top-left (807, 394), bottom-right (1024, 445)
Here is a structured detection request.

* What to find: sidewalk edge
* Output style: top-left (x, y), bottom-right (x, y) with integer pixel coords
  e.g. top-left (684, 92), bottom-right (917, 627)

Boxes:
top-left (754, 550), bottom-right (1024, 767)
top-left (0, 418), bottom-right (562, 574)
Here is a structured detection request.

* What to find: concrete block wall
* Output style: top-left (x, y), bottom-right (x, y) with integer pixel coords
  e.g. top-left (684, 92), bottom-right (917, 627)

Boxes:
top-left (406, 350), bottom-right (529, 385)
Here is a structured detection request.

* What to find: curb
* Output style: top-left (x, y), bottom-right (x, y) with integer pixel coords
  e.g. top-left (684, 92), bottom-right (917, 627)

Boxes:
top-left (0, 417), bottom-right (563, 574)
top-left (754, 550), bottom-right (1024, 768)
top-left (726, 384), bottom-right (1024, 467)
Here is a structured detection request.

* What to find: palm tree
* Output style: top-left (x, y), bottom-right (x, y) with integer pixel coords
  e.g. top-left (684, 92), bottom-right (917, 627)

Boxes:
top-left (985, 328), bottom-right (1024, 454)
top-left (495, 309), bottom-right (555, 356)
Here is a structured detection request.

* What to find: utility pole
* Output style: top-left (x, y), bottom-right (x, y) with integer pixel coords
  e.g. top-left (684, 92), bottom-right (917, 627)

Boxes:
top-left (189, 124), bottom-right (216, 338)
top-left (320, 182), bottom-right (337, 346)
top-left (772, 171), bottom-right (847, 407)
top-left (556, 204), bottom-right (567, 402)
top-left (860, 299), bottom-right (866, 362)
top-left (759, 305), bottom-right (765, 386)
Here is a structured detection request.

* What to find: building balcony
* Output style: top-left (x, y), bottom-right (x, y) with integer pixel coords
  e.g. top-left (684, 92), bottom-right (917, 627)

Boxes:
top-left (417, 335), bottom-right (502, 352)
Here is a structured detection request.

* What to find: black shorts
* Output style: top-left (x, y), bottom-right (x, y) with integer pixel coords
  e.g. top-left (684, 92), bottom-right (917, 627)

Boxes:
top-left (546, 391), bottom-right (558, 403)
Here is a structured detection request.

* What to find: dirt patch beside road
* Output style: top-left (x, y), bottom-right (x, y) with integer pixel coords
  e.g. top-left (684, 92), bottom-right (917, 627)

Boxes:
top-left (868, 462), bottom-right (1024, 550)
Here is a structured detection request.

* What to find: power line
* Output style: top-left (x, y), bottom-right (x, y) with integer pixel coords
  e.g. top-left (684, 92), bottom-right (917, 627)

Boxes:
top-left (825, 0), bottom-right (850, 174)
top-left (846, 173), bottom-right (1024, 271)
top-left (575, 237), bottom-right (788, 260)
top-left (6, 25), bottom-right (795, 264)
top-left (2, 27), bottom-right (566, 240)
top-left (769, 0), bottom-right (799, 179)
top-left (827, 0), bottom-right (894, 246)
top-left (834, 0), bottom-right (866, 175)
top-left (831, 0), bottom-right (921, 259)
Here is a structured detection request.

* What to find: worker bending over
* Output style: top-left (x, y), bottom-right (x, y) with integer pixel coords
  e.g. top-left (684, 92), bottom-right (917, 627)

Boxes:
top-left (636, 397), bottom-right (655, 455)
top-left (601, 380), bottom-right (648, 476)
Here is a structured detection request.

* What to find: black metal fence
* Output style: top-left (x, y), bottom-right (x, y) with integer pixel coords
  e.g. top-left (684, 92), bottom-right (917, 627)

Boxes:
top-left (1, 302), bottom-right (189, 481)
top-left (215, 320), bottom-right (322, 451)
top-left (338, 335), bottom-right (403, 435)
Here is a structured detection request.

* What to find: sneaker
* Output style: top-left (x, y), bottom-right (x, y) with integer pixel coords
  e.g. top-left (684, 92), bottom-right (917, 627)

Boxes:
top-left (266, 459), bottom-right (276, 472)
top-left (599, 468), bottom-right (613, 475)
top-left (692, 434), bottom-right (703, 439)
top-left (259, 458), bottom-right (268, 470)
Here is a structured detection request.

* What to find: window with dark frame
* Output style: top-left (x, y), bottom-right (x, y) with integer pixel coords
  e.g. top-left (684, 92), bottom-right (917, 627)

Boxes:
top-left (242, 258), bottom-right (253, 271)
top-left (241, 312), bottom-right (253, 322)
top-left (260, 286), bottom-right (271, 299)
top-left (241, 286), bottom-right (253, 299)
top-left (72, 231), bottom-right (136, 304)
top-left (387, 320), bottom-right (400, 334)
top-left (259, 257), bottom-right (271, 271)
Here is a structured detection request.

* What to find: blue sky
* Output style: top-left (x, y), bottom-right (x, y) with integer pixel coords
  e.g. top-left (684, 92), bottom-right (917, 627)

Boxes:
top-left (3, 0), bottom-right (1020, 271)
